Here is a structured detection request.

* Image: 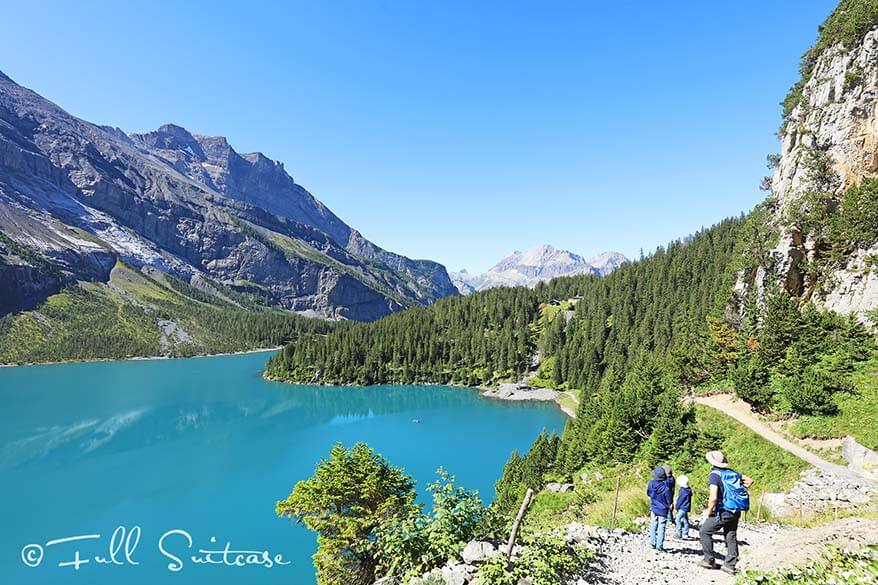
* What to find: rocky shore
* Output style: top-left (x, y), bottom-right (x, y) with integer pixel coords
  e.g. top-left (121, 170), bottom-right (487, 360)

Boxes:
top-left (481, 382), bottom-right (559, 402)
top-left (480, 381), bottom-right (576, 417)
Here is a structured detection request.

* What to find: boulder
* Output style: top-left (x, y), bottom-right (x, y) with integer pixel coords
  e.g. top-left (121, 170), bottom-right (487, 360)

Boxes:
top-left (546, 482), bottom-right (574, 493)
top-left (497, 543), bottom-right (524, 557)
top-left (461, 540), bottom-right (498, 564)
top-left (843, 436), bottom-right (878, 481)
top-left (761, 492), bottom-right (792, 517)
top-left (440, 564), bottom-right (468, 585)
top-left (408, 569), bottom-right (441, 585)
top-left (566, 522), bottom-right (604, 543)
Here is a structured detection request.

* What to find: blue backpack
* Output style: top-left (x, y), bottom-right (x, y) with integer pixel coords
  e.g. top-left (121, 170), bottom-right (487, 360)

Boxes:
top-left (711, 469), bottom-right (750, 513)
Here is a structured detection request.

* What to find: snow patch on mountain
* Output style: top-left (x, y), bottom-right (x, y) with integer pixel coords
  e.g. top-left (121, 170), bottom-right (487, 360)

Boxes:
top-left (451, 245), bottom-right (626, 294)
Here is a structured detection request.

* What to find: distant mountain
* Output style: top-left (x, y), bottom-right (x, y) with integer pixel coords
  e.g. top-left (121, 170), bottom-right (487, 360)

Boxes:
top-left (0, 71), bottom-right (458, 328)
top-left (450, 245), bottom-right (626, 293)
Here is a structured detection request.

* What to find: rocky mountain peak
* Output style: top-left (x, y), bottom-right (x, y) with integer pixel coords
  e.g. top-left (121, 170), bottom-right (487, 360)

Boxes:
top-left (0, 75), bottom-right (457, 321)
top-left (589, 251), bottom-right (627, 275)
top-left (133, 123), bottom-right (206, 160)
top-left (192, 133), bottom-right (233, 162)
top-left (452, 245), bottom-right (626, 294)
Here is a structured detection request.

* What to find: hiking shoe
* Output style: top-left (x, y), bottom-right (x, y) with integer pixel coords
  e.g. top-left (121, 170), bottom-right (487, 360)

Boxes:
top-left (697, 559), bottom-right (716, 569)
top-left (721, 565), bottom-right (737, 575)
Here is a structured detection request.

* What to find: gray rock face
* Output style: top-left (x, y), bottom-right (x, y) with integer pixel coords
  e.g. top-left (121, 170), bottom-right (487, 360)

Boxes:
top-left (743, 28), bottom-right (878, 319)
top-left (0, 71), bottom-right (456, 319)
top-left (451, 245), bottom-right (626, 294)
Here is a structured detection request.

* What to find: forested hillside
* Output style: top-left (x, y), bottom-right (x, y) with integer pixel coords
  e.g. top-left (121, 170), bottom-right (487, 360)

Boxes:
top-left (266, 218), bottom-right (741, 386)
top-left (265, 4), bottom-right (878, 584)
top-left (0, 261), bottom-right (335, 364)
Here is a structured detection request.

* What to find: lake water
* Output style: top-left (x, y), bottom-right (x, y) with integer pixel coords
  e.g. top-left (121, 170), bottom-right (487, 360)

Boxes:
top-left (0, 351), bottom-right (565, 584)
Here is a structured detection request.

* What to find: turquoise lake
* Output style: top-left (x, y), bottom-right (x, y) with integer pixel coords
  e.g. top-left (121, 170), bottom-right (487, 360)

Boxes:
top-left (0, 351), bottom-right (565, 584)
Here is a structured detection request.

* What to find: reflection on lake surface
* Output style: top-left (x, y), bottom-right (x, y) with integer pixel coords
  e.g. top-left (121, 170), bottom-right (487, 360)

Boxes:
top-left (0, 351), bottom-right (564, 584)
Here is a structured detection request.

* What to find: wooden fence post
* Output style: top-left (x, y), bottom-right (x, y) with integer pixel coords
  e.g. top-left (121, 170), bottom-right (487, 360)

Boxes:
top-left (610, 476), bottom-right (622, 530)
top-left (507, 488), bottom-right (534, 565)
top-left (756, 491), bottom-right (764, 521)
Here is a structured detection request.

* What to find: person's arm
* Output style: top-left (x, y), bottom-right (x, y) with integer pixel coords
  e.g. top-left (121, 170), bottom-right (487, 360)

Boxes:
top-left (706, 483), bottom-right (719, 515)
top-left (742, 474), bottom-right (754, 488)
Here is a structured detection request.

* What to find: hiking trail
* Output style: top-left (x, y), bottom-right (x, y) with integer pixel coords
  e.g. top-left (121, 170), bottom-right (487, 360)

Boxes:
top-left (583, 517), bottom-right (878, 585)
top-left (692, 394), bottom-right (868, 482)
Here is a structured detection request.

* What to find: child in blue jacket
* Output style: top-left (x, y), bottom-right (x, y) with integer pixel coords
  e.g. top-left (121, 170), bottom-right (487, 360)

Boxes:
top-left (646, 467), bottom-right (673, 551)
top-left (674, 475), bottom-right (693, 538)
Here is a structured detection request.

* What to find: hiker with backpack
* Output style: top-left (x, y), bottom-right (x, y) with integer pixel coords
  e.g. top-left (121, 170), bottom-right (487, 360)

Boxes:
top-left (647, 466), bottom-right (673, 552)
top-left (698, 450), bottom-right (754, 575)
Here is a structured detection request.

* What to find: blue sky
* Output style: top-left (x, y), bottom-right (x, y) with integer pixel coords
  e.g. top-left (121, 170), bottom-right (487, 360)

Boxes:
top-left (2, 1), bottom-right (836, 272)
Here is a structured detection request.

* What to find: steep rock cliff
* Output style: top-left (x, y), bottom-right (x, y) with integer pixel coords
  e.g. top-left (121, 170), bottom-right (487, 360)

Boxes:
top-left (740, 6), bottom-right (878, 320)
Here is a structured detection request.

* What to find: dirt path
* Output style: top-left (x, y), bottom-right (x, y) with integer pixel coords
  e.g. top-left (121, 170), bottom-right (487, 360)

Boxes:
top-left (692, 394), bottom-right (865, 481)
top-left (588, 517), bottom-right (878, 584)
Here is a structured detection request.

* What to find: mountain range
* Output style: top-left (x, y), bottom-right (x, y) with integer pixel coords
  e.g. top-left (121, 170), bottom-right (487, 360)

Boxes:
top-left (0, 70), bottom-right (458, 324)
top-left (450, 245), bottom-right (626, 294)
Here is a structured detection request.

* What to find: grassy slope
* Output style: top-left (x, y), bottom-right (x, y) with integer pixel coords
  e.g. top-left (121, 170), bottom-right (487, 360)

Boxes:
top-left (790, 359), bottom-right (878, 450)
top-left (0, 261), bottom-right (314, 364)
top-left (521, 406), bottom-right (809, 535)
top-left (234, 215), bottom-right (416, 309)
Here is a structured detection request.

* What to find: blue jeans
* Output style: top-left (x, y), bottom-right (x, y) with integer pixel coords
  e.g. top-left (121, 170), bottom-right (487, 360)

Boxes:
top-left (675, 510), bottom-right (690, 537)
top-left (649, 512), bottom-right (668, 550)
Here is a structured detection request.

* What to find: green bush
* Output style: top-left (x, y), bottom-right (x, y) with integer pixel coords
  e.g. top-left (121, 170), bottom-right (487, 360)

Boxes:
top-left (376, 468), bottom-right (484, 581)
top-left (475, 535), bottom-right (592, 585)
top-left (778, 349), bottom-right (853, 415)
top-left (731, 353), bottom-right (773, 410)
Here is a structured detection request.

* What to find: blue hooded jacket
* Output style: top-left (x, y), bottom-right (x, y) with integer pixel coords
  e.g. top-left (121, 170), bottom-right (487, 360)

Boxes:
top-left (676, 486), bottom-right (692, 512)
top-left (646, 467), bottom-right (673, 516)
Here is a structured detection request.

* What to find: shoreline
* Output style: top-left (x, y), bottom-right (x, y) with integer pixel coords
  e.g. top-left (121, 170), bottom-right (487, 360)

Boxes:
top-left (7, 349), bottom-right (576, 418)
top-left (265, 374), bottom-right (576, 418)
top-left (0, 346), bottom-right (283, 369)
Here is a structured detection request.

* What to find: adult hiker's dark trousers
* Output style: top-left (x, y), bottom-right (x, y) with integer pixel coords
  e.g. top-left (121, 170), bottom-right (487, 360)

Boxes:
top-left (700, 511), bottom-right (740, 567)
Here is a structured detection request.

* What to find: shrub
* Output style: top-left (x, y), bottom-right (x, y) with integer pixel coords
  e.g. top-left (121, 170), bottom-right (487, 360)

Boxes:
top-left (731, 353), bottom-right (773, 410)
top-left (475, 535), bottom-right (592, 585)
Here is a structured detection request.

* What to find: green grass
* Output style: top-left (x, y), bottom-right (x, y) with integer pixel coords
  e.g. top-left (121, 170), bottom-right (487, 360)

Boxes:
top-left (557, 390), bottom-right (580, 415)
top-left (692, 406), bottom-right (808, 503)
top-left (789, 359), bottom-right (878, 450)
top-left (530, 355), bottom-right (559, 389)
top-left (518, 406), bottom-right (810, 534)
top-left (522, 490), bottom-right (579, 535)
